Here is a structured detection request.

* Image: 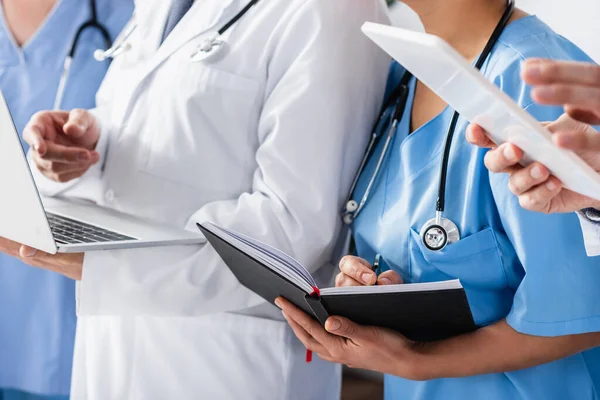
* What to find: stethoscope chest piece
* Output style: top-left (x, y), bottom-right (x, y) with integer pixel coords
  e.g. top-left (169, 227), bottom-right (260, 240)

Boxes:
top-left (190, 36), bottom-right (228, 62)
top-left (420, 215), bottom-right (460, 252)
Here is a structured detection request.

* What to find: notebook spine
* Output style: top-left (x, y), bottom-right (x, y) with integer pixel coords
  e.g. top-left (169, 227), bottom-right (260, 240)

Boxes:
top-left (304, 292), bottom-right (330, 326)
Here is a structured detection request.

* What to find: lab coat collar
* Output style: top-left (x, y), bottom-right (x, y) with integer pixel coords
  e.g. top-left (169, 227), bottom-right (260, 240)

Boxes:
top-left (134, 0), bottom-right (242, 86)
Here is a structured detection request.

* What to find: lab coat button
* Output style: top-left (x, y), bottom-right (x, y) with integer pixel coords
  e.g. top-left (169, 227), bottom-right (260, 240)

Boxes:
top-left (105, 189), bottom-right (115, 202)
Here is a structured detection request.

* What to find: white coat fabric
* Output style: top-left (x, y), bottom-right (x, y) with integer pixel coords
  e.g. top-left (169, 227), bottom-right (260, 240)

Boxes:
top-left (577, 214), bottom-right (600, 256)
top-left (30, 0), bottom-right (391, 398)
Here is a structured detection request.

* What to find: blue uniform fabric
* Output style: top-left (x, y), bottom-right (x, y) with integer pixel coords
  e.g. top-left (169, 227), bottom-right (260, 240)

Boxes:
top-left (0, 0), bottom-right (133, 396)
top-left (351, 16), bottom-right (600, 400)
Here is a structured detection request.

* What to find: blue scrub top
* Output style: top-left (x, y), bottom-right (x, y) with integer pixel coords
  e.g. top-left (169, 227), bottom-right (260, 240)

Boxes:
top-left (352, 16), bottom-right (600, 400)
top-left (0, 0), bottom-right (133, 395)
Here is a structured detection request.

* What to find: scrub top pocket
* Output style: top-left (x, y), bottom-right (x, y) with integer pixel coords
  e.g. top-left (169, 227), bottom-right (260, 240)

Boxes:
top-left (409, 227), bottom-right (512, 325)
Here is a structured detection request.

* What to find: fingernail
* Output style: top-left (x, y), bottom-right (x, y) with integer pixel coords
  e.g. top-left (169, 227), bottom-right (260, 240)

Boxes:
top-left (77, 123), bottom-right (87, 131)
top-left (524, 64), bottom-right (541, 79)
top-left (33, 141), bottom-right (40, 152)
top-left (78, 152), bottom-right (90, 161)
top-left (503, 145), bottom-right (517, 162)
top-left (326, 319), bottom-right (341, 332)
top-left (379, 277), bottom-right (392, 285)
top-left (554, 134), bottom-right (571, 147)
top-left (530, 165), bottom-right (543, 180)
top-left (361, 272), bottom-right (374, 284)
top-left (274, 299), bottom-right (282, 309)
top-left (546, 180), bottom-right (557, 191)
top-left (22, 247), bottom-right (36, 257)
top-left (532, 86), bottom-right (553, 100)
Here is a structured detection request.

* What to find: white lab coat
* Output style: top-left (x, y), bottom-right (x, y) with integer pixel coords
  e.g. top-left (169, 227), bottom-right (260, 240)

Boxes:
top-left (31, 0), bottom-right (390, 399)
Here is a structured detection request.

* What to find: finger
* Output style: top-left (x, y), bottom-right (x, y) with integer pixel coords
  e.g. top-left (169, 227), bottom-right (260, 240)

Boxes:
top-left (0, 237), bottom-right (21, 256)
top-left (522, 59), bottom-right (600, 87)
top-left (34, 158), bottom-right (95, 175)
top-left (508, 162), bottom-right (551, 196)
top-left (276, 297), bottom-right (338, 346)
top-left (23, 111), bottom-right (69, 154)
top-left (325, 316), bottom-right (377, 344)
top-left (24, 122), bottom-right (48, 155)
top-left (63, 109), bottom-right (94, 139)
top-left (377, 270), bottom-right (403, 286)
top-left (465, 124), bottom-right (496, 149)
top-left (51, 169), bottom-right (91, 184)
top-left (339, 256), bottom-right (376, 285)
top-left (282, 311), bottom-right (331, 356)
top-left (335, 272), bottom-right (364, 288)
top-left (19, 245), bottom-right (38, 258)
top-left (531, 84), bottom-right (600, 110)
top-left (565, 106), bottom-right (600, 126)
top-left (483, 143), bottom-right (524, 173)
top-left (517, 177), bottom-right (563, 213)
top-left (553, 129), bottom-right (600, 152)
top-left (39, 142), bottom-right (97, 164)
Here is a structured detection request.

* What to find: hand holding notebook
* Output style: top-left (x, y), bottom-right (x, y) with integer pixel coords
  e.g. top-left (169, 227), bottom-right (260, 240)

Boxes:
top-left (198, 222), bottom-right (476, 342)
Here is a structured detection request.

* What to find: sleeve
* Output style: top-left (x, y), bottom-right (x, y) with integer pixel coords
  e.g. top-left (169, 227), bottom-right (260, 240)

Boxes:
top-left (488, 46), bottom-right (600, 337)
top-left (76, 0), bottom-right (391, 316)
top-left (576, 211), bottom-right (600, 257)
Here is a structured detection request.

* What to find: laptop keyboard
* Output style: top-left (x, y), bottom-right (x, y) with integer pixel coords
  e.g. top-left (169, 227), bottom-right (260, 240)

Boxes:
top-left (46, 213), bottom-right (137, 245)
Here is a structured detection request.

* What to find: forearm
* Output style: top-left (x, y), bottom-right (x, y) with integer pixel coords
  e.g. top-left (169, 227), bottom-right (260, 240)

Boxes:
top-left (414, 319), bottom-right (600, 380)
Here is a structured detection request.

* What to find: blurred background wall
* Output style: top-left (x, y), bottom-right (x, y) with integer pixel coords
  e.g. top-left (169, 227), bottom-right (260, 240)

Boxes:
top-left (389, 0), bottom-right (600, 62)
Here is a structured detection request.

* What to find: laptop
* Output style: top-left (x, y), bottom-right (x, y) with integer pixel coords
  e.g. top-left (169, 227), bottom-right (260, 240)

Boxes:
top-left (0, 91), bottom-right (205, 254)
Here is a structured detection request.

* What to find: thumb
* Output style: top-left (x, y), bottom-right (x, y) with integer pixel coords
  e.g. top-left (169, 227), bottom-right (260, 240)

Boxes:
top-left (63, 109), bottom-right (93, 139)
top-left (19, 245), bottom-right (37, 258)
top-left (377, 270), bottom-right (403, 285)
top-left (325, 316), bottom-right (370, 342)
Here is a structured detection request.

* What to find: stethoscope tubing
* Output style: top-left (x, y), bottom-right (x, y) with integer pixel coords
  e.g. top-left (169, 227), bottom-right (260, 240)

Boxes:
top-left (343, 0), bottom-right (516, 251)
top-left (54, 0), bottom-right (112, 110)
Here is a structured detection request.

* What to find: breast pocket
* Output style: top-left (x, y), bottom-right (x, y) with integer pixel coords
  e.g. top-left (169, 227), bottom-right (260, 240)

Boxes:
top-left (140, 62), bottom-right (261, 191)
top-left (409, 227), bottom-right (511, 325)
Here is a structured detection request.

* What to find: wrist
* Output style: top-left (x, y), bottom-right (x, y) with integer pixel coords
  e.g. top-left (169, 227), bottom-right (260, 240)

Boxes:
top-left (394, 342), bottom-right (442, 381)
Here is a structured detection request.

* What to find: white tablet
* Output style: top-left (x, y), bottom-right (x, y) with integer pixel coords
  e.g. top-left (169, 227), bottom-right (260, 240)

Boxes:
top-left (362, 22), bottom-right (600, 201)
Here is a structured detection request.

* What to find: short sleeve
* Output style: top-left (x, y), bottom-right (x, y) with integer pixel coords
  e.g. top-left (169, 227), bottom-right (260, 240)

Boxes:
top-left (488, 41), bottom-right (600, 337)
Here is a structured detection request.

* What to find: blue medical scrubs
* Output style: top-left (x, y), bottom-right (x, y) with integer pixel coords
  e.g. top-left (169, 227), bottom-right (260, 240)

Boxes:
top-left (0, 0), bottom-right (133, 398)
top-left (352, 16), bottom-right (600, 400)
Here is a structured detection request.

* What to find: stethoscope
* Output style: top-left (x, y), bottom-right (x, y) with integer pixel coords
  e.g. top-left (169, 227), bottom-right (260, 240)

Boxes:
top-left (342, 0), bottom-right (515, 252)
top-left (190, 0), bottom-right (262, 62)
top-left (54, 0), bottom-right (112, 110)
top-left (82, 0), bottom-right (262, 69)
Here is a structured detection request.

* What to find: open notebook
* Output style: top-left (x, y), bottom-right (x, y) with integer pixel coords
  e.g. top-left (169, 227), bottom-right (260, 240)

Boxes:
top-left (199, 222), bottom-right (476, 342)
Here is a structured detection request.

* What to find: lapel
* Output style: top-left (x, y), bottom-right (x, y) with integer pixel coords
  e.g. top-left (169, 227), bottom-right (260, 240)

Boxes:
top-left (133, 0), bottom-right (237, 86)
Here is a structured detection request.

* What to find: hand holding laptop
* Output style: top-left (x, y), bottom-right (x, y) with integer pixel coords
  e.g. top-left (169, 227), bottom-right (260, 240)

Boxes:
top-left (24, 109), bottom-right (101, 183)
top-left (0, 236), bottom-right (83, 280)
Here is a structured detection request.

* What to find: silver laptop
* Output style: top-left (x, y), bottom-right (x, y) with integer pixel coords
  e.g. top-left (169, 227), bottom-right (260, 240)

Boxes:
top-left (0, 92), bottom-right (205, 254)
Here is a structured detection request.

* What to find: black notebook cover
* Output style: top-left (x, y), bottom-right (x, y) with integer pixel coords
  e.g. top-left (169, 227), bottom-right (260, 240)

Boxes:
top-left (199, 223), bottom-right (476, 342)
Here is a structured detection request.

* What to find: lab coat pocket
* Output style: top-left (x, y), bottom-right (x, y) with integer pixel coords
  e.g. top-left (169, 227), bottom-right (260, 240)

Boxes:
top-left (409, 227), bottom-right (507, 290)
top-left (141, 65), bottom-right (260, 191)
